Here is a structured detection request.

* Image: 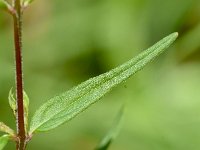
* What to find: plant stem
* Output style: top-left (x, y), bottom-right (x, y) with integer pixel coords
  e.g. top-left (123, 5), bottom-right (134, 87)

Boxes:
top-left (13, 0), bottom-right (26, 149)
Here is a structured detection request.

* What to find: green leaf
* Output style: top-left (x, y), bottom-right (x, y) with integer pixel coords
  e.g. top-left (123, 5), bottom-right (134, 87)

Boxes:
top-left (30, 32), bottom-right (178, 133)
top-left (8, 89), bottom-right (29, 132)
top-left (0, 135), bottom-right (9, 150)
top-left (8, 88), bottom-right (17, 116)
top-left (0, 122), bottom-right (15, 137)
top-left (23, 0), bottom-right (34, 6)
top-left (8, 89), bottom-right (29, 115)
top-left (23, 91), bottom-right (30, 133)
top-left (23, 91), bottom-right (30, 111)
top-left (95, 106), bottom-right (124, 150)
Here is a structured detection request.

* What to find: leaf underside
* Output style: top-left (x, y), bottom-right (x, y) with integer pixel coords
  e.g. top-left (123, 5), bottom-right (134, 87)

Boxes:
top-left (30, 32), bottom-right (178, 133)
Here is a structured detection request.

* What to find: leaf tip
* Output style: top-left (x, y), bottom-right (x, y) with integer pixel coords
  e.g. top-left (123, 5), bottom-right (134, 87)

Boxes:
top-left (170, 32), bottom-right (178, 41)
top-left (174, 32), bottom-right (179, 38)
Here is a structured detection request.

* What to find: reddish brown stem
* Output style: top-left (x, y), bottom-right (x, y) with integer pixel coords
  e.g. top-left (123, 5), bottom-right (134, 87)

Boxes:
top-left (13, 0), bottom-right (26, 150)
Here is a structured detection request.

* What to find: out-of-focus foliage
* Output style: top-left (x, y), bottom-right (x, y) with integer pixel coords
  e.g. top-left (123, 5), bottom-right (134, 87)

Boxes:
top-left (0, 0), bottom-right (7, 10)
top-left (95, 106), bottom-right (124, 150)
top-left (0, 0), bottom-right (200, 150)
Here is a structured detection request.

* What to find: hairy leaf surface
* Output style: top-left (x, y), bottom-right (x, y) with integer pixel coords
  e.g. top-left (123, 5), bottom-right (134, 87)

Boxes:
top-left (30, 33), bottom-right (178, 133)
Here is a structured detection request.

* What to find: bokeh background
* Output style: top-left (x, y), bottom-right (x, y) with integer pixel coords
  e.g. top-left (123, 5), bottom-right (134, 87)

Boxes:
top-left (0, 0), bottom-right (200, 149)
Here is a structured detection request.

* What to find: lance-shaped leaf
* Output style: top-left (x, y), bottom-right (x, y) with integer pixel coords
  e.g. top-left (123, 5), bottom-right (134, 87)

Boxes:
top-left (0, 135), bottom-right (9, 150)
top-left (95, 106), bottom-right (124, 150)
top-left (30, 32), bottom-right (178, 133)
top-left (0, 122), bottom-right (15, 137)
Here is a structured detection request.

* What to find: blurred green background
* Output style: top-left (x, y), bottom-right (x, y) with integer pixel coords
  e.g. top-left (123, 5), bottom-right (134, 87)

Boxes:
top-left (1, 0), bottom-right (200, 149)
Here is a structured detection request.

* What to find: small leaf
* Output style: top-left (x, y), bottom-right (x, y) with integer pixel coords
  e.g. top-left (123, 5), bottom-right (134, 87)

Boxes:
top-left (9, 89), bottom-right (29, 114)
top-left (23, 91), bottom-right (30, 133)
top-left (8, 89), bottom-right (30, 133)
top-left (95, 106), bottom-right (124, 150)
top-left (23, 91), bottom-right (30, 111)
top-left (30, 32), bottom-right (178, 133)
top-left (0, 135), bottom-right (9, 150)
top-left (8, 88), bottom-right (17, 116)
top-left (0, 122), bottom-right (15, 137)
top-left (23, 0), bottom-right (34, 6)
